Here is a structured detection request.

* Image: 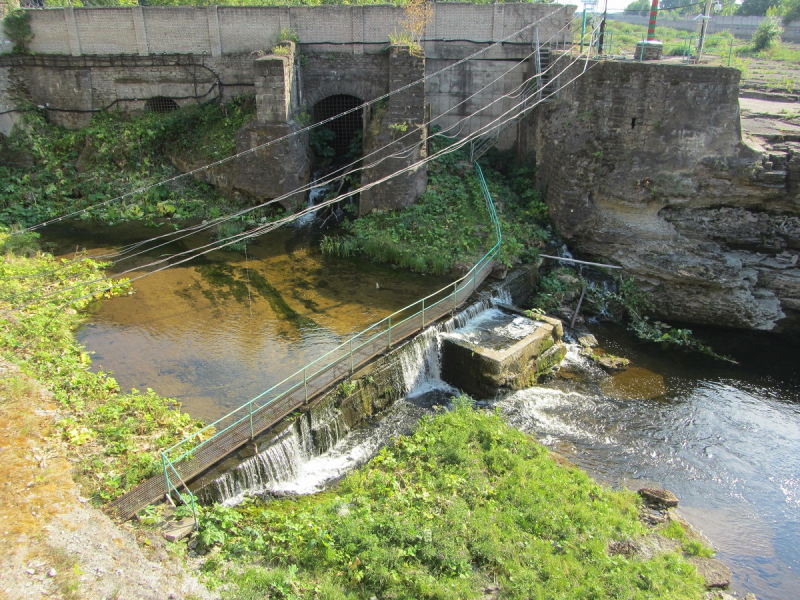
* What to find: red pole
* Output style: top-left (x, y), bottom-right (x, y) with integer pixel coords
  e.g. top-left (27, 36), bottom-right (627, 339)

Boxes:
top-left (646, 0), bottom-right (660, 41)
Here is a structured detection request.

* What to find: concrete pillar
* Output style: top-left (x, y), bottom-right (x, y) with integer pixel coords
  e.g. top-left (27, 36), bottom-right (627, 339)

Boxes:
top-left (64, 7), bottom-right (81, 57)
top-left (207, 6), bottom-right (222, 58)
top-left (352, 6), bottom-right (364, 55)
top-left (254, 41), bottom-right (296, 125)
top-left (360, 46), bottom-right (428, 215)
top-left (132, 7), bottom-right (149, 57)
top-left (492, 3), bottom-right (504, 41)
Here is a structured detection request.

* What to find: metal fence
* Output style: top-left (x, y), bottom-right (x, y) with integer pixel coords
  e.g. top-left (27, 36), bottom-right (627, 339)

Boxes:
top-left (107, 160), bottom-right (502, 521)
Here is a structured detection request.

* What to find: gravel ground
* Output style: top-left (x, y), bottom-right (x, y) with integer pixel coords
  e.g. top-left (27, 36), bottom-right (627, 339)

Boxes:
top-left (0, 360), bottom-right (216, 600)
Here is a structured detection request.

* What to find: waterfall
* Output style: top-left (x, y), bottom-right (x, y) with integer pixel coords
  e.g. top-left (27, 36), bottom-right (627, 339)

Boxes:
top-left (202, 425), bottom-right (306, 506)
top-left (310, 400), bottom-right (349, 455)
top-left (296, 177), bottom-right (328, 227)
top-left (198, 285), bottom-right (515, 505)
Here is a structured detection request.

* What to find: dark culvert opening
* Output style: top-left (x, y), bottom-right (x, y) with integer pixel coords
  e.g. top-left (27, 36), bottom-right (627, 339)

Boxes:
top-left (144, 97), bottom-right (179, 114)
top-left (308, 95), bottom-right (364, 225)
top-left (311, 95), bottom-right (363, 167)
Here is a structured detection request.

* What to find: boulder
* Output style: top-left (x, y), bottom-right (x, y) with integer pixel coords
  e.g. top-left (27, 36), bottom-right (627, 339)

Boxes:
top-left (691, 556), bottom-right (732, 589)
top-left (637, 487), bottom-right (679, 507)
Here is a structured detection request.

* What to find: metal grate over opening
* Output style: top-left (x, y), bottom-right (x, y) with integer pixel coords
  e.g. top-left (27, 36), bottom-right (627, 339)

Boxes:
top-left (144, 97), bottom-right (179, 114)
top-left (312, 95), bottom-right (363, 157)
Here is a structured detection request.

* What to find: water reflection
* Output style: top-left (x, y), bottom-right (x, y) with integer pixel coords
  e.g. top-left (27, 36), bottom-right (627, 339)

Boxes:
top-left (40, 221), bottom-right (450, 423)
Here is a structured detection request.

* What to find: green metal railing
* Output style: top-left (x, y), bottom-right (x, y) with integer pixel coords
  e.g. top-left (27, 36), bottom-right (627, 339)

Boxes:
top-left (147, 161), bottom-right (502, 521)
top-left (679, 36), bottom-right (735, 66)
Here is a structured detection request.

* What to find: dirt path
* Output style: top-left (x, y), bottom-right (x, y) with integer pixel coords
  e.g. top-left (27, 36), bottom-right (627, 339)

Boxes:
top-left (0, 361), bottom-right (215, 600)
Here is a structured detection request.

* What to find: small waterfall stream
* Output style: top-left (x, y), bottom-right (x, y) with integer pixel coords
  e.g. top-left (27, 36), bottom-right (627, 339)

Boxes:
top-left (198, 288), bottom-right (512, 505)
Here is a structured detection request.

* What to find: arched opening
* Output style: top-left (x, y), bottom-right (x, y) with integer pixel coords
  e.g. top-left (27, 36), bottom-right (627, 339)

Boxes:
top-left (144, 97), bottom-right (179, 114)
top-left (304, 95), bottom-right (364, 226)
top-left (311, 95), bottom-right (363, 166)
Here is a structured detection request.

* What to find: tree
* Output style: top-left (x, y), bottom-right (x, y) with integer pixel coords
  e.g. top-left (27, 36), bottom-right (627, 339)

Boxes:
top-left (737, 0), bottom-right (782, 16)
top-left (773, 0), bottom-right (800, 24)
top-left (660, 0), bottom-right (703, 17)
top-left (625, 0), bottom-right (652, 15)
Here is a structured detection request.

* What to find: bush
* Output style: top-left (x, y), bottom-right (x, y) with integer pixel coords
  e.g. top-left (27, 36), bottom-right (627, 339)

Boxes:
top-left (2, 10), bottom-right (33, 54)
top-left (751, 16), bottom-right (784, 51)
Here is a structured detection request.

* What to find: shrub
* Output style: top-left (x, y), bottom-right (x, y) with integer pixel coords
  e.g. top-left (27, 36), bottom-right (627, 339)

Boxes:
top-left (2, 9), bottom-right (33, 54)
top-left (751, 16), bottom-right (784, 51)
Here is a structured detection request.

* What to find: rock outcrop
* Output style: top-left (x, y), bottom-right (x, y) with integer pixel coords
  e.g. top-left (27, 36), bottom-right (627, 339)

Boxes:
top-left (522, 59), bottom-right (799, 332)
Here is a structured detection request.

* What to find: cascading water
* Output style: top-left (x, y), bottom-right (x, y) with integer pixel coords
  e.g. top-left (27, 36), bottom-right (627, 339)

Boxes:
top-left (199, 287), bottom-right (514, 505)
top-left (296, 177), bottom-right (328, 228)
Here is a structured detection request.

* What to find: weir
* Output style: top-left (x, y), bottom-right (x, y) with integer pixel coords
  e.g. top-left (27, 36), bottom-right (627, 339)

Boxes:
top-left (105, 162), bottom-right (506, 521)
top-left (192, 287), bottom-right (518, 506)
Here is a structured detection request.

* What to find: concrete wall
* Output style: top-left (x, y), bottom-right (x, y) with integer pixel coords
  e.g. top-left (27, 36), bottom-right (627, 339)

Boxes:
top-left (519, 59), bottom-right (800, 331)
top-left (20, 4), bottom-right (574, 57)
top-left (0, 53), bottom-right (256, 131)
top-left (609, 13), bottom-right (800, 43)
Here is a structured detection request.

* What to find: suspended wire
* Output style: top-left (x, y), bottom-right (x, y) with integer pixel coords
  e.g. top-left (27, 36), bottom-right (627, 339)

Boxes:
top-left (6, 24), bottom-right (601, 317)
top-left (3, 13), bottom-right (582, 285)
top-left (22, 6), bottom-right (568, 234)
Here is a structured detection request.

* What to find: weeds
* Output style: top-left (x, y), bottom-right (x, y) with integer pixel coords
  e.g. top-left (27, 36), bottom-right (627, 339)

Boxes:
top-left (0, 231), bottom-right (205, 503)
top-left (0, 97), bottom-right (255, 227)
top-left (1, 9), bottom-right (32, 53)
top-left (752, 16), bottom-right (784, 52)
top-left (202, 397), bottom-right (706, 598)
top-left (322, 140), bottom-right (549, 274)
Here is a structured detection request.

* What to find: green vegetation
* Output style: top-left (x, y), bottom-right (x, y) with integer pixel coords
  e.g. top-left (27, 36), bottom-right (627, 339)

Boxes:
top-left (0, 229), bottom-right (205, 503)
top-left (751, 16), bottom-right (785, 51)
top-left (531, 271), bottom-right (732, 362)
top-left (779, 0), bottom-right (800, 24)
top-left (321, 140), bottom-right (549, 275)
top-left (0, 96), bottom-right (256, 228)
top-left (43, 0), bottom-right (556, 6)
top-left (1, 9), bottom-right (32, 53)
top-left (604, 21), bottom-right (735, 58)
top-left (737, 0), bottom-right (782, 15)
top-left (174, 397), bottom-right (706, 598)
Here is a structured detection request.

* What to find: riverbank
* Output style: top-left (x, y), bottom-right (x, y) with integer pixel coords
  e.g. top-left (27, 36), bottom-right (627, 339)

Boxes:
top-left (0, 359), bottom-right (214, 599)
top-left (183, 397), bottom-right (715, 599)
top-left (1, 241), bottom-right (722, 599)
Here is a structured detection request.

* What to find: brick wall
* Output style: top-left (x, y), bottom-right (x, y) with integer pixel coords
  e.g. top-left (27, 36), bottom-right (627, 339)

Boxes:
top-left (19, 4), bottom-right (574, 57)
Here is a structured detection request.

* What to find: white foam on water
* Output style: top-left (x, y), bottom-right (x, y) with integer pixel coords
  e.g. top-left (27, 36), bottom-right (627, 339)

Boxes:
top-left (496, 387), bottom-right (607, 444)
top-left (206, 285), bottom-right (516, 505)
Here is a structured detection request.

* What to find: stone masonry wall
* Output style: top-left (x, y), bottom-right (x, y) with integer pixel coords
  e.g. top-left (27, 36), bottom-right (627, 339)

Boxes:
top-left (359, 47), bottom-right (427, 216)
top-left (521, 60), bottom-right (800, 332)
top-left (0, 65), bottom-right (16, 138)
top-left (0, 53), bottom-right (256, 130)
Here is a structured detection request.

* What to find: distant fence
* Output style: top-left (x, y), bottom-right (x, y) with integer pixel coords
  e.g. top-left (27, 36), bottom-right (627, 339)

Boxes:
top-left (609, 13), bottom-right (800, 43)
top-left (1, 4), bottom-right (574, 56)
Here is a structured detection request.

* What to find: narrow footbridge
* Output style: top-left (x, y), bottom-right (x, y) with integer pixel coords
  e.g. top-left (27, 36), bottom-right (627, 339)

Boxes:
top-left (106, 163), bottom-right (501, 521)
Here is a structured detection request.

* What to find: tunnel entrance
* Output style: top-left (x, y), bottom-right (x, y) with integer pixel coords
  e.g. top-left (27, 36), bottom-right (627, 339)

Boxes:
top-left (306, 95), bottom-right (364, 225)
top-left (311, 95), bottom-right (363, 166)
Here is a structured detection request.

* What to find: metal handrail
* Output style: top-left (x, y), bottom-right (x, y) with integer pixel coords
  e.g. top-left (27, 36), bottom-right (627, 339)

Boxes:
top-left (159, 161), bottom-right (503, 505)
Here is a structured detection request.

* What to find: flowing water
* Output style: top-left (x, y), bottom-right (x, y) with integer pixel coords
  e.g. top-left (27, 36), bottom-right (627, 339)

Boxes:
top-left (40, 222), bottom-right (800, 598)
top-left (194, 293), bottom-right (508, 505)
top-left (495, 327), bottom-right (800, 600)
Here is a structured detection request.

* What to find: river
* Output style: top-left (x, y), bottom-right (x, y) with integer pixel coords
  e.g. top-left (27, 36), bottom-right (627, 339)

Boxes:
top-left (41, 222), bottom-right (800, 599)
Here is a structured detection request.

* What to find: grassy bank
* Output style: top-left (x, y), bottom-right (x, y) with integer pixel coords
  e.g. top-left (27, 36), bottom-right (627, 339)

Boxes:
top-left (0, 96), bottom-right (255, 227)
top-left (322, 140), bottom-right (550, 275)
top-left (0, 230), bottom-right (205, 503)
top-left (179, 397), bottom-right (707, 599)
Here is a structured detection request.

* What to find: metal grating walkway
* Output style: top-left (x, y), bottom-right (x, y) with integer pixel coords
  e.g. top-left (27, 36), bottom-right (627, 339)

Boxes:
top-left (106, 260), bottom-right (494, 521)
